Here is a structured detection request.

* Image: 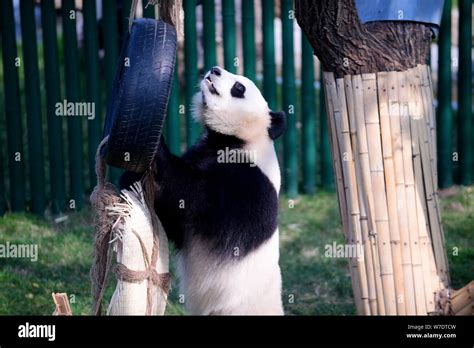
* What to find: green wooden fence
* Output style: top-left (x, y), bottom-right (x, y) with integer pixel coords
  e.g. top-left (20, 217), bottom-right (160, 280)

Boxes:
top-left (0, 0), bottom-right (472, 216)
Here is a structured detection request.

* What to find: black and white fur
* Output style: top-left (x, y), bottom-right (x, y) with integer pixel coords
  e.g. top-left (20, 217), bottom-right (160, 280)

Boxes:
top-left (120, 67), bottom-right (286, 315)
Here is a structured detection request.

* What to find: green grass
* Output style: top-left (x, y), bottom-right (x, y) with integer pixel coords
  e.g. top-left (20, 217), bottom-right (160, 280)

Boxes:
top-left (0, 187), bottom-right (473, 315)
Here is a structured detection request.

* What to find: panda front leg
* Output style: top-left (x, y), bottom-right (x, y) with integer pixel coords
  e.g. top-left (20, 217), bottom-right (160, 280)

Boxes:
top-left (121, 139), bottom-right (202, 247)
top-left (118, 137), bottom-right (175, 190)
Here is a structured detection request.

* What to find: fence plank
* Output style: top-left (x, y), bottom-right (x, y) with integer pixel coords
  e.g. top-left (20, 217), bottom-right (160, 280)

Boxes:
top-left (122, 0), bottom-right (133, 36)
top-left (0, 35), bottom-right (4, 216)
top-left (102, 0), bottom-right (122, 186)
top-left (20, 0), bottom-right (46, 215)
top-left (62, 0), bottom-right (84, 210)
top-left (0, 0), bottom-right (26, 211)
top-left (261, 0), bottom-right (276, 110)
top-left (320, 66), bottom-right (334, 189)
top-left (167, 61), bottom-right (181, 155)
top-left (436, 0), bottom-right (453, 188)
top-left (203, 0), bottom-right (217, 72)
top-left (261, 0), bottom-right (279, 156)
top-left (281, 0), bottom-right (297, 196)
top-left (184, 0), bottom-right (200, 146)
top-left (457, 0), bottom-right (473, 185)
top-left (0, 126), bottom-right (5, 215)
top-left (41, 0), bottom-right (66, 213)
top-left (83, 0), bottom-right (102, 190)
top-left (103, 0), bottom-right (119, 106)
top-left (301, 35), bottom-right (316, 194)
top-left (242, 0), bottom-right (256, 82)
top-left (222, 0), bottom-right (236, 73)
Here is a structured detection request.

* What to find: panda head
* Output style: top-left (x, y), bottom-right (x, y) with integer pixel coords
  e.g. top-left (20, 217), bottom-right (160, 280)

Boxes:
top-left (193, 66), bottom-right (285, 142)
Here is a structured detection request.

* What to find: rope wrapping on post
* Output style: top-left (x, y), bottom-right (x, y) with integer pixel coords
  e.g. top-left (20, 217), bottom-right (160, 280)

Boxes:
top-left (90, 137), bottom-right (170, 315)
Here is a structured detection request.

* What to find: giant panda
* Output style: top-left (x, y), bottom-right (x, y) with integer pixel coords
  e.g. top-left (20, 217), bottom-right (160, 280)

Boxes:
top-left (120, 66), bottom-right (286, 315)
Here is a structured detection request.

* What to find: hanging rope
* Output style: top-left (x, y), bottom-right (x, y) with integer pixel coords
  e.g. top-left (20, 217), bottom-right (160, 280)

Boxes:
top-left (129, 0), bottom-right (183, 36)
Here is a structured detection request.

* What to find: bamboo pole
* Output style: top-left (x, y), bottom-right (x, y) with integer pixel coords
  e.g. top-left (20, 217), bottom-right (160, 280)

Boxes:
top-left (362, 74), bottom-right (397, 314)
top-left (417, 65), bottom-right (450, 288)
top-left (386, 71), bottom-right (417, 315)
top-left (322, 66), bottom-right (448, 316)
top-left (417, 67), bottom-right (439, 297)
top-left (323, 74), bottom-right (363, 313)
top-left (323, 73), bottom-right (348, 233)
top-left (344, 75), bottom-right (378, 315)
top-left (423, 65), bottom-right (439, 189)
top-left (416, 68), bottom-right (449, 294)
top-left (408, 71), bottom-right (436, 312)
top-left (352, 74), bottom-right (386, 315)
top-left (281, 0), bottom-right (298, 197)
top-left (413, 69), bottom-right (445, 291)
top-left (418, 65), bottom-right (438, 187)
top-left (412, 122), bottom-right (436, 313)
top-left (398, 71), bottom-right (427, 314)
top-left (377, 72), bottom-right (406, 315)
top-left (455, 303), bottom-right (473, 316)
top-left (452, 281), bottom-right (473, 315)
top-left (333, 77), bottom-right (370, 314)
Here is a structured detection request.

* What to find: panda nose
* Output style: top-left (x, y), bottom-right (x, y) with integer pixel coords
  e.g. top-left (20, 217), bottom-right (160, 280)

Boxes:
top-left (210, 66), bottom-right (221, 76)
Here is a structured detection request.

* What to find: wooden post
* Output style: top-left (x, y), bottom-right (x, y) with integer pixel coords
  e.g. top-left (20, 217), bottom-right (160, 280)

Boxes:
top-left (1, 0), bottom-right (26, 212)
top-left (242, 0), bottom-right (256, 82)
top-left (62, 0), bottom-right (84, 211)
top-left (21, 0), bottom-right (46, 215)
top-left (203, 0), bottom-right (217, 72)
top-left (84, 0), bottom-right (102, 190)
top-left (281, 0), bottom-right (298, 197)
top-left (222, 0), bottom-right (236, 73)
top-left (184, 0), bottom-right (200, 146)
top-left (41, 0), bottom-right (66, 213)
top-left (301, 36), bottom-right (316, 194)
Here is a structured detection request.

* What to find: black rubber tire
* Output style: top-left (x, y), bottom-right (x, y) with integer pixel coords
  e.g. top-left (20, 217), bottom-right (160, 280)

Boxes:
top-left (103, 18), bottom-right (177, 173)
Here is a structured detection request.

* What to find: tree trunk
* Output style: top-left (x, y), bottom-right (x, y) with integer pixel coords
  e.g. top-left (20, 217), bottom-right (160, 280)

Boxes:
top-left (295, 0), bottom-right (434, 77)
top-left (295, 0), bottom-right (450, 316)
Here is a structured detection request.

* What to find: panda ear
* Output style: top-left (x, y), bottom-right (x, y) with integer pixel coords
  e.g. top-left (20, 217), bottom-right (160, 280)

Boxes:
top-left (268, 111), bottom-right (286, 140)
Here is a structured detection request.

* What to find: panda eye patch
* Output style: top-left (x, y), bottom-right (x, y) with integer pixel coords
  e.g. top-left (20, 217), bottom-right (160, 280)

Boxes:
top-left (231, 81), bottom-right (246, 98)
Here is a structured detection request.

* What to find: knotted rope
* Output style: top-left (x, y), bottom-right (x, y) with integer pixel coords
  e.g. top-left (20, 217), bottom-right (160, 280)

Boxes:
top-left (90, 137), bottom-right (170, 315)
top-left (114, 230), bottom-right (170, 315)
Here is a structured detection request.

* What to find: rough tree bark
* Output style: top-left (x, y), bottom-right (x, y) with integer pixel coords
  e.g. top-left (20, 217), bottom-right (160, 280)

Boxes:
top-left (295, 0), bottom-right (434, 77)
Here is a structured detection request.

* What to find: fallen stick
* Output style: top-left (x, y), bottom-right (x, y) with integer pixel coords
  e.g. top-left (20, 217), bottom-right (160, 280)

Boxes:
top-left (52, 293), bottom-right (72, 316)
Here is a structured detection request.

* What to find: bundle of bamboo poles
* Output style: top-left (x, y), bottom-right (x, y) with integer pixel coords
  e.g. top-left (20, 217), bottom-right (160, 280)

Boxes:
top-left (322, 64), bottom-right (450, 315)
top-left (450, 281), bottom-right (473, 315)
